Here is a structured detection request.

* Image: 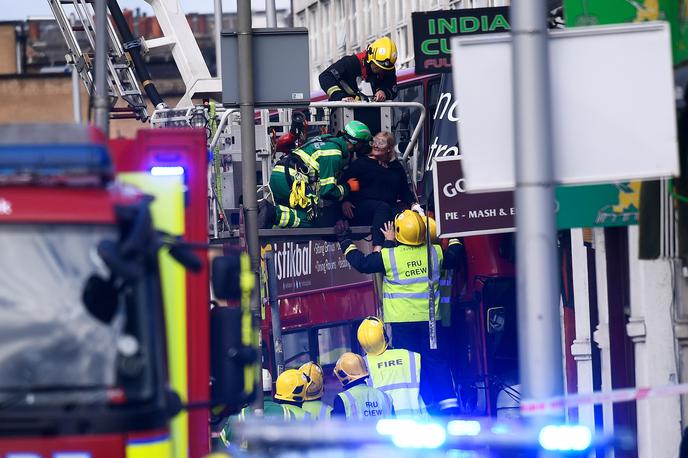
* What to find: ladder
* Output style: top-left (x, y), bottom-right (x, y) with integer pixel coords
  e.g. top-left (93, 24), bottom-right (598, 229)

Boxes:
top-left (47, 0), bottom-right (148, 121)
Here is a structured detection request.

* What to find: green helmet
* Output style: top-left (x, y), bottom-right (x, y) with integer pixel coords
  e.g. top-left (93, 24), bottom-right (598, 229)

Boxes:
top-left (343, 120), bottom-right (372, 145)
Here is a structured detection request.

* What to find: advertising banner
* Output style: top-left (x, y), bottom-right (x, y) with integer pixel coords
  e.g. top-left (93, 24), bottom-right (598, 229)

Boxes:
top-left (263, 239), bottom-right (371, 296)
top-left (433, 155), bottom-right (640, 236)
top-left (412, 7), bottom-right (510, 74)
top-left (429, 74), bottom-right (515, 237)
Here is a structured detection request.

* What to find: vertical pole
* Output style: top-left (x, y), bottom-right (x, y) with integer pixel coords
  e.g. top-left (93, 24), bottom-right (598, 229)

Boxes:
top-left (266, 0), bottom-right (277, 27)
top-left (265, 249), bottom-right (285, 375)
top-left (592, 227), bottom-right (615, 458)
top-left (511, 0), bottom-right (564, 422)
top-left (237, 0), bottom-right (263, 409)
top-left (570, 229), bottom-right (595, 431)
top-left (72, 66), bottom-right (82, 124)
top-left (214, 0), bottom-right (223, 77)
top-left (94, 0), bottom-right (109, 136)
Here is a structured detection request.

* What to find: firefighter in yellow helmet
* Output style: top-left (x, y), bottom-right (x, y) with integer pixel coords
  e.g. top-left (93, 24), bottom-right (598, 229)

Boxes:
top-left (318, 37), bottom-right (398, 102)
top-left (332, 352), bottom-right (394, 419)
top-left (219, 369), bottom-right (311, 448)
top-left (337, 209), bottom-right (465, 415)
top-left (273, 369), bottom-right (312, 419)
top-left (298, 361), bottom-right (333, 419)
top-left (358, 316), bottom-right (426, 417)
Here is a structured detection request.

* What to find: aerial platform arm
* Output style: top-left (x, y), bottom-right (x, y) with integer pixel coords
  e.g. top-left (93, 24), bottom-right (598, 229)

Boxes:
top-left (143, 0), bottom-right (222, 107)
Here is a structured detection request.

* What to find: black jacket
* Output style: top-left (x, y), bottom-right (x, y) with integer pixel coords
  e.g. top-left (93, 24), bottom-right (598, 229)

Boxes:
top-left (341, 156), bottom-right (415, 206)
top-left (319, 53), bottom-right (397, 101)
top-left (340, 239), bottom-right (465, 274)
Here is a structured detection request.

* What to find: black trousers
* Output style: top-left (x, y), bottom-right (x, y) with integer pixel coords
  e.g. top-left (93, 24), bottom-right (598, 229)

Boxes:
top-left (390, 321), bottom-right (457, 408)
top-left (346, 199), bottom-right (395, 246)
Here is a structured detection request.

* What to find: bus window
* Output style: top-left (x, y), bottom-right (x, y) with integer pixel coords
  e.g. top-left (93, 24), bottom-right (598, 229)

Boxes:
top-left (317, 325), bottom-right (351, 366)
top-left (391, 82), bottom-right (424, 156)
top-left (427, 77), bottom-right (442, 137)
top-left (283, 330), bottom-right (311, 368)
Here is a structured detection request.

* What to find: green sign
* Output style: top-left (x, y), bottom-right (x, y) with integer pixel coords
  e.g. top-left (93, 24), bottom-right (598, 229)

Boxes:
top-left (411, 7), bottom-right (510, 74)
top-left (554, 0), bottom-right (683, 228)
top-left (555, 182), bottom-right (640, 229)
top-left (564, 0), bottom-right (688, 65)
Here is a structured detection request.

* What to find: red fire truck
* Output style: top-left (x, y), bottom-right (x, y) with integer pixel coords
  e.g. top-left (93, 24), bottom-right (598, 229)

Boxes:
top-left (0, 124), bottom-right (258, 458)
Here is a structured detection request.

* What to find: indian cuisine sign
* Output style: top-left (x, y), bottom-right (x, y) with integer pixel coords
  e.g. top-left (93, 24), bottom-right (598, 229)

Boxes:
top-left (412, 7), bottom-right (510, 74)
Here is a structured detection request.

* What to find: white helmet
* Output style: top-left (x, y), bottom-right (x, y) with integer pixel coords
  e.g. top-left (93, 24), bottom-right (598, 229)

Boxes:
top-left (262, 368), bottom-right (273, 393)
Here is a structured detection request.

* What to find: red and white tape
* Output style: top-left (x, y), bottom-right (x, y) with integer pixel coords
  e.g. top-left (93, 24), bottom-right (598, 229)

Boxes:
top-left (520, 382), bottom-right (688, 415)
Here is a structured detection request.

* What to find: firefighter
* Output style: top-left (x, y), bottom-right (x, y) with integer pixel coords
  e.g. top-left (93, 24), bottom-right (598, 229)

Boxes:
top-left (220, 369), bottom-right (310, 447)
top-left (299, 361), bottom-right (333, 419)
top-left (273, 369), bottom-right (312, 419)
top-left (337, 210), bottom-right (465, 415)
top-left (332, 352), bottom-right (394, 419)
top-left (319, 37), bottom-right (398, 102)
top-left (357, 316), bottom-right (426, 417)
top-left (258, 120), bottom-right (373, 229)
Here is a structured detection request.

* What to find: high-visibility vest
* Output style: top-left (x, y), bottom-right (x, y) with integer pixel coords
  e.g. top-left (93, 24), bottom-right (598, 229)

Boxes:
top-left (223, 398), bottom-right (310, 446)
top-left (337, 383), bottom-right (393, 419)
top-left (281, 404), bottom-right (311, 420)
top-left (438, 269), bottom-right (453, 327)
top-left (380, 244), bottom-right (443, 323)
top-left (301, 399), bottom-right (333, 419)
top-left (439, 239), bottom-right (462, 327)
top-left (365, 348), bottom-right (426, 417)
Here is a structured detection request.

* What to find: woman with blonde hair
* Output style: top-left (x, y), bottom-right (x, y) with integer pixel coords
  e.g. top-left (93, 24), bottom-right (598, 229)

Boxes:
top-left (340, 131), bottom-right (417, 251)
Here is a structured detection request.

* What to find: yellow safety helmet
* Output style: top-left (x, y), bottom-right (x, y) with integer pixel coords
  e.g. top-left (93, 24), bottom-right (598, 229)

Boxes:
top-left (394, 209), bottom-right (426, 246)
top-left (299, 361), bottom-right (325, 400)
top-left (334, 352), bottom-right (369, 385)
top-left (357, 316), bottom-right (388, 356)
top-left (366, 37), bottom-right (397, 71)
top-left (274, 369), bottom-right (308, 403)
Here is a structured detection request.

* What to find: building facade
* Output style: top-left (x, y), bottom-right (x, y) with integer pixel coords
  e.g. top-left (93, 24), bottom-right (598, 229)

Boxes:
top-left (292, 0), bottom-right (509, 91)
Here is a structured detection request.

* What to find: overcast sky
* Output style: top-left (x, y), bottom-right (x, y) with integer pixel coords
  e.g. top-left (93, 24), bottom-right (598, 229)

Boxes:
top-left (3, 0), bottom-right (291, 21)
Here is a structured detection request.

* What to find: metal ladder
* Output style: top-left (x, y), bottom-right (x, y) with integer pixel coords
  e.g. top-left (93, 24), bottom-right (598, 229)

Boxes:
top-left (47, 0), bottom-right (148, 120)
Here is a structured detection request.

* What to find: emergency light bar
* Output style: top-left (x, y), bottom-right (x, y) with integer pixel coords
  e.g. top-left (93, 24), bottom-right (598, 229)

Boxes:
top-left (0, 145), bottom-right (112, 186)
top-left (0, 124), bottom-right (112, 186)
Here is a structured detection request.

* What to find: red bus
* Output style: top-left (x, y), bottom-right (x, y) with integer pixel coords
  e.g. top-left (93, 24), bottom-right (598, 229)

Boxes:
top-left (260, 68), bottom-right (518, 415)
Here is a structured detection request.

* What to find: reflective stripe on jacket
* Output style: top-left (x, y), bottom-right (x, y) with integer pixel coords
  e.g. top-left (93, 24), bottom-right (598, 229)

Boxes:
top-left (380, 244), bottom-right (443, 323)
top-left (337, 384), bottom-right (393, 419)
top-left (438, 269), bottom-right (453, 327)
top-left (301, 399), bottom-right (333, 420)
top-left (365, 349), bottom-right (426, 417)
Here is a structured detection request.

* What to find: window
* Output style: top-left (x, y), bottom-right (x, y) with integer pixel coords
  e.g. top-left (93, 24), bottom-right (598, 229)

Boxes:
top-left (391, 82), bottom-right (425, 157)
top-left (283, 330), bottom-right (312, 369)
top-left (379, 0), bottom-right (389, 31)
top-left (396, 0), bottom-right (405, 22)
top-left (335, 0), bottom-right (347, 52)
top-left (308, 6), bottom-right (318, 61)
top-left (317, 325), bottom-right (352, 366)
top-left (427, 77), bottom-right (442, 137)
top-left (349, 0), bottom-right (358, 47)
top-left (396, 25), bottom-right (408, 64)
top-left (296, 11), bottom-right (305, 27)
top-left (363, 1), bottom-right (372, 41)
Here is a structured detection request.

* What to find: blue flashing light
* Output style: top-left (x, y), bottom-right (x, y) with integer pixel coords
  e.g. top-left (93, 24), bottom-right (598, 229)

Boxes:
top-left (447, 420), bottom-right (481, 437)
top-left (376, 419), bottom-right (446, 449)
top-left (150, 166), bottom-right (185, 176)
top-left (538, 425), bottom-right (592, 451)
top-left (0, 144), bottom-right (112, 185)
top-left (490, 424), bottom-right (511, 435)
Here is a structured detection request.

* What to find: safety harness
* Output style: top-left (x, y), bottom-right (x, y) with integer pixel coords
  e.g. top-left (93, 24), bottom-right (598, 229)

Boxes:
top-left (276, 135), bottom-right (344, 221)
